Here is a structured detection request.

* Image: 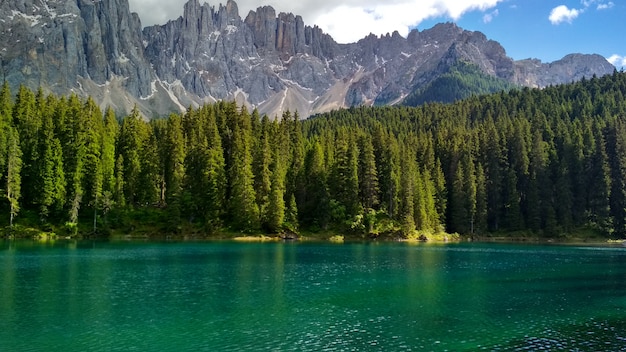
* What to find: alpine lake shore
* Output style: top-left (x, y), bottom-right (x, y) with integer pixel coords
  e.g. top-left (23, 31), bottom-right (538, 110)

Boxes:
top-left (2, 218), bottom-right (623, 246)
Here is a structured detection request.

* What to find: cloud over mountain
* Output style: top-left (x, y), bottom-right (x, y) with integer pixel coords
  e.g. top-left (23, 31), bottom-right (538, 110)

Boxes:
top-left (128, 0), bottom-right (504, 43)
top-left (608, 54), bottom-right (626, 69)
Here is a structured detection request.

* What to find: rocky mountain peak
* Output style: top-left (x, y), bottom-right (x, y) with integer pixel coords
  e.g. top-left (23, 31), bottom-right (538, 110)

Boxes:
top-left (0, 0), bottom-right (616, 118)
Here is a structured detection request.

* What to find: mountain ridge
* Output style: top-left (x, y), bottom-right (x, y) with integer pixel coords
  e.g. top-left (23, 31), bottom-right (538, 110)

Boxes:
top-left (0, 0), bottom-right (616, 118)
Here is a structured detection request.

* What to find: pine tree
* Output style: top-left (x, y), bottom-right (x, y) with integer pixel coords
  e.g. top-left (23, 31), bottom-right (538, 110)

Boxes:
top-left (164, 113), bottom-right (186, 226)
top-left (372, 127), bottom-right (400, 219)
top-left (285, 111), bottom-right (305, 218)
top-left (114, 155), bottom-right (125, 208)
top-left (253, 115), bottom-right (273, 228)
top-left (526, 130), bottom-right (546, 232)
top-left (585, 124), bottom-right (611, 233)
top-left (12, 85), bottom-right (39, 207)
top-left (101, 107), bottom-right (118, 196)
top-left (228, 111), bottom-right (259, 231)
top-left (606, 119), bottom-right (626, 236)
top-left (448, 160), bottom-right (466, 233)
top-left (266, 148), bottom-right (286, 233)
top-left (329, 129), bottom-right (360, 219)
top-left (358, 135), bottom-right (379, 210)
top-left (475, 163), bottom-right (488, 234)
top-left (0, 82), bottom-right (12, 179)
top-left (463, 152), bottom-right (477, 234)
top-left (5, 127), bottom-right (22, 227)
top-left (301, 141), bottom-right (331, 229)
top-left (82, 98), bottom-right (104, 232)
top-left (35, 94), bottom-right (65, 220)
top-left (284, 193), bottom-right (299, 232)
top-left (63, 94), bottom-right (87, 227)
top-left (503, 167), bottom-right (523, 231)
top-left (432, 157), bottom-right (447, 226)
top-left (203, 107), bottom-right (227, 229)
top-left (482, 121), bottom-right (504, 231)
top-left (399, 146), bottom-right (416, 235)
top-left (117, 106), bottom-right (148, 206)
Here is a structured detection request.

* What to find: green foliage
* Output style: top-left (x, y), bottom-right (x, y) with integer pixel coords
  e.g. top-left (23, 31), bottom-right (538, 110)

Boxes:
top-left (5, 127), bottom-right (22, 226)
top-left (403, 61), bottom-right (517, 106)
top-left (5, 70), bottom-right (626, 239)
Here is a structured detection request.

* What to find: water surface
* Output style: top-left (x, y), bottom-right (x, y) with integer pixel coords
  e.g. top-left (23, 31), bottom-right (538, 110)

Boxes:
top-left (1, 241), bottom-right (626, 351)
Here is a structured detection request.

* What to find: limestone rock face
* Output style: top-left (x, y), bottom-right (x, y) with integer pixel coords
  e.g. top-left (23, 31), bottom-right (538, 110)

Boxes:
top-left (0, 0), bottom-right (616, 118)
top-left (0, 0), bottom-right (154, 113)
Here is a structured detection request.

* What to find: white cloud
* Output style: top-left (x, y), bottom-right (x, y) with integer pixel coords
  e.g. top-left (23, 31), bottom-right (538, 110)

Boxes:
top-left (581, 0), bottom-right (614, 10)
top-left (607, 54), bottom-right (626, 69)
top-left (597, 2), bottom-right (614, 10)
top-left (483, 9), bottom-right (499, 23)
top-left (128, 0), bottom-right (504, 43)
top-left (549, 5), bottom-right (580, 24)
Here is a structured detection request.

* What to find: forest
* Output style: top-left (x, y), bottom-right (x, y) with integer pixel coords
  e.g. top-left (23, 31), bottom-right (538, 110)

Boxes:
top-left (401, 61), bottom-right (517, 106)
top-left (2, 70), bottom-right (626, 240)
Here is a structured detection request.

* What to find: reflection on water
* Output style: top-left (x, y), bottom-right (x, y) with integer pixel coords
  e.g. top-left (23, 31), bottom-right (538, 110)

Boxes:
top-left (1, 240), bottom-right (626, 351)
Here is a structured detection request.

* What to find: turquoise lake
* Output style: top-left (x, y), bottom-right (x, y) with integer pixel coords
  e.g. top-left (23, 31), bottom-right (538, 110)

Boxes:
top-left (1, 240), bottom-right (626, 351)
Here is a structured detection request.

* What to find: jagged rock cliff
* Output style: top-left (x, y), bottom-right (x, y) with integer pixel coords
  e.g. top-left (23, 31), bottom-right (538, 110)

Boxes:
top-left (0, 0), bottom-right (616, 118)
top-left (0, 0), bottom-right (154, 113)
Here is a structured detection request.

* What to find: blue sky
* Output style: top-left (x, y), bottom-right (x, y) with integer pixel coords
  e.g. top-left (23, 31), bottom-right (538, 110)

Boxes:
top-left (129, 0), bottom-right (625, 68)
top-left (420, 0), bottom-right (625, 67)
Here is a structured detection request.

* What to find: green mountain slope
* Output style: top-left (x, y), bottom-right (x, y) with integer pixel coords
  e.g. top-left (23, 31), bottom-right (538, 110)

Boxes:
top-left (403, 61), bottom-right (517, 106)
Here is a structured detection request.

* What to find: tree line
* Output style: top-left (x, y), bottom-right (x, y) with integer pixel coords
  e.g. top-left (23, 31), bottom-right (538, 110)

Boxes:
top-left (2, 70), bottom-right (626, 238)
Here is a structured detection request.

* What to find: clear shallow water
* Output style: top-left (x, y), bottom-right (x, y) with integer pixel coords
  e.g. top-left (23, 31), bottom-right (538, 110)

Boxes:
top-left (1, 241), bottom-right (626, 351)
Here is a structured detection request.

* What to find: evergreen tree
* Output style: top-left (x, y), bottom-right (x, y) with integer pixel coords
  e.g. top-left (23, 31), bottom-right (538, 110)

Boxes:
top-left (132, 121), bottom-right (159, 207)
top-left (606, 119), bottom-right (626, 236)
top-left (114, 155), bottom-right (125, 208)
top-left (101, 107), bottom-right (118, 196)
top-left (432, 157), bottom-right (447, 226)
top-left (463, 152), bottom-right (477, 234)
top-left (228, 111), bottom-right (259, 231)
top-left (0, 82), bottom-right (12, 179)
top-left (5, 127), bottom-right (21, 227)
top-left (399, 146), bottom-right (416, 235)
top-left (63, 94), bottom-right (87, 227)
top-left (526, 130), bottom-right (545, 232)
top-left (502, 167), bottom-right (523, 231)
top-left (164, 113), bottom-right (186, 225)
top-left (266, 147), bottom-right (286, 233)
top-left (4, 70), bottom-right (626, 238)
top-left (12, 85), bottom-right (39, 207)
top-left (475, 163), bottom-right (488, 234)
top-left (358, 135), bottom-right (379, 210)
top-left (329, 129), bottom-right (360, 219)
top-left (253, 115), bottom-right (273, 228)
top-left (82, 98), bottom-right (104, 232)
top-left (285, 111), bottom-right (306, 217)
top-left (301, 141), bottom-right (331, 229)
top-left (448, 160), bottom-right (466, 233)
top-left (117, 106), bottom-right (148, 206)
top-left (284, 193), bottom-right (299, 232)
top-left (35, 94), bottom-right (65, 220)
top-left (372, 127), bottom-right (400, 219)
top-left (482, 121), bottom-right (504, 231)
top-left (585, 124), bottom-right (612, 233)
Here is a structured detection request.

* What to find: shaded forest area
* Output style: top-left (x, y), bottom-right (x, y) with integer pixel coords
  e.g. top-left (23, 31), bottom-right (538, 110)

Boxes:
top-left (2, 70), bottom-right (626, 239)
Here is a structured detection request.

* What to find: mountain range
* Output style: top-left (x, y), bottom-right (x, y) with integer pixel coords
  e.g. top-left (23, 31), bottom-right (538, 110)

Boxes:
top-left (0, 0), bottom-right (616, 118)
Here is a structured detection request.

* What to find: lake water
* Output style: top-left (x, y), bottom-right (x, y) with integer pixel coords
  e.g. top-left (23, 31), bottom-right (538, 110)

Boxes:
top-left (1, 240), bottom-right (626, 351)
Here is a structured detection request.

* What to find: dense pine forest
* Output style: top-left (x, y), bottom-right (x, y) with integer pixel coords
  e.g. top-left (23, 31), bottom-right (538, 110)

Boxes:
top-left (2, 70), bottom-right (626, 240)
